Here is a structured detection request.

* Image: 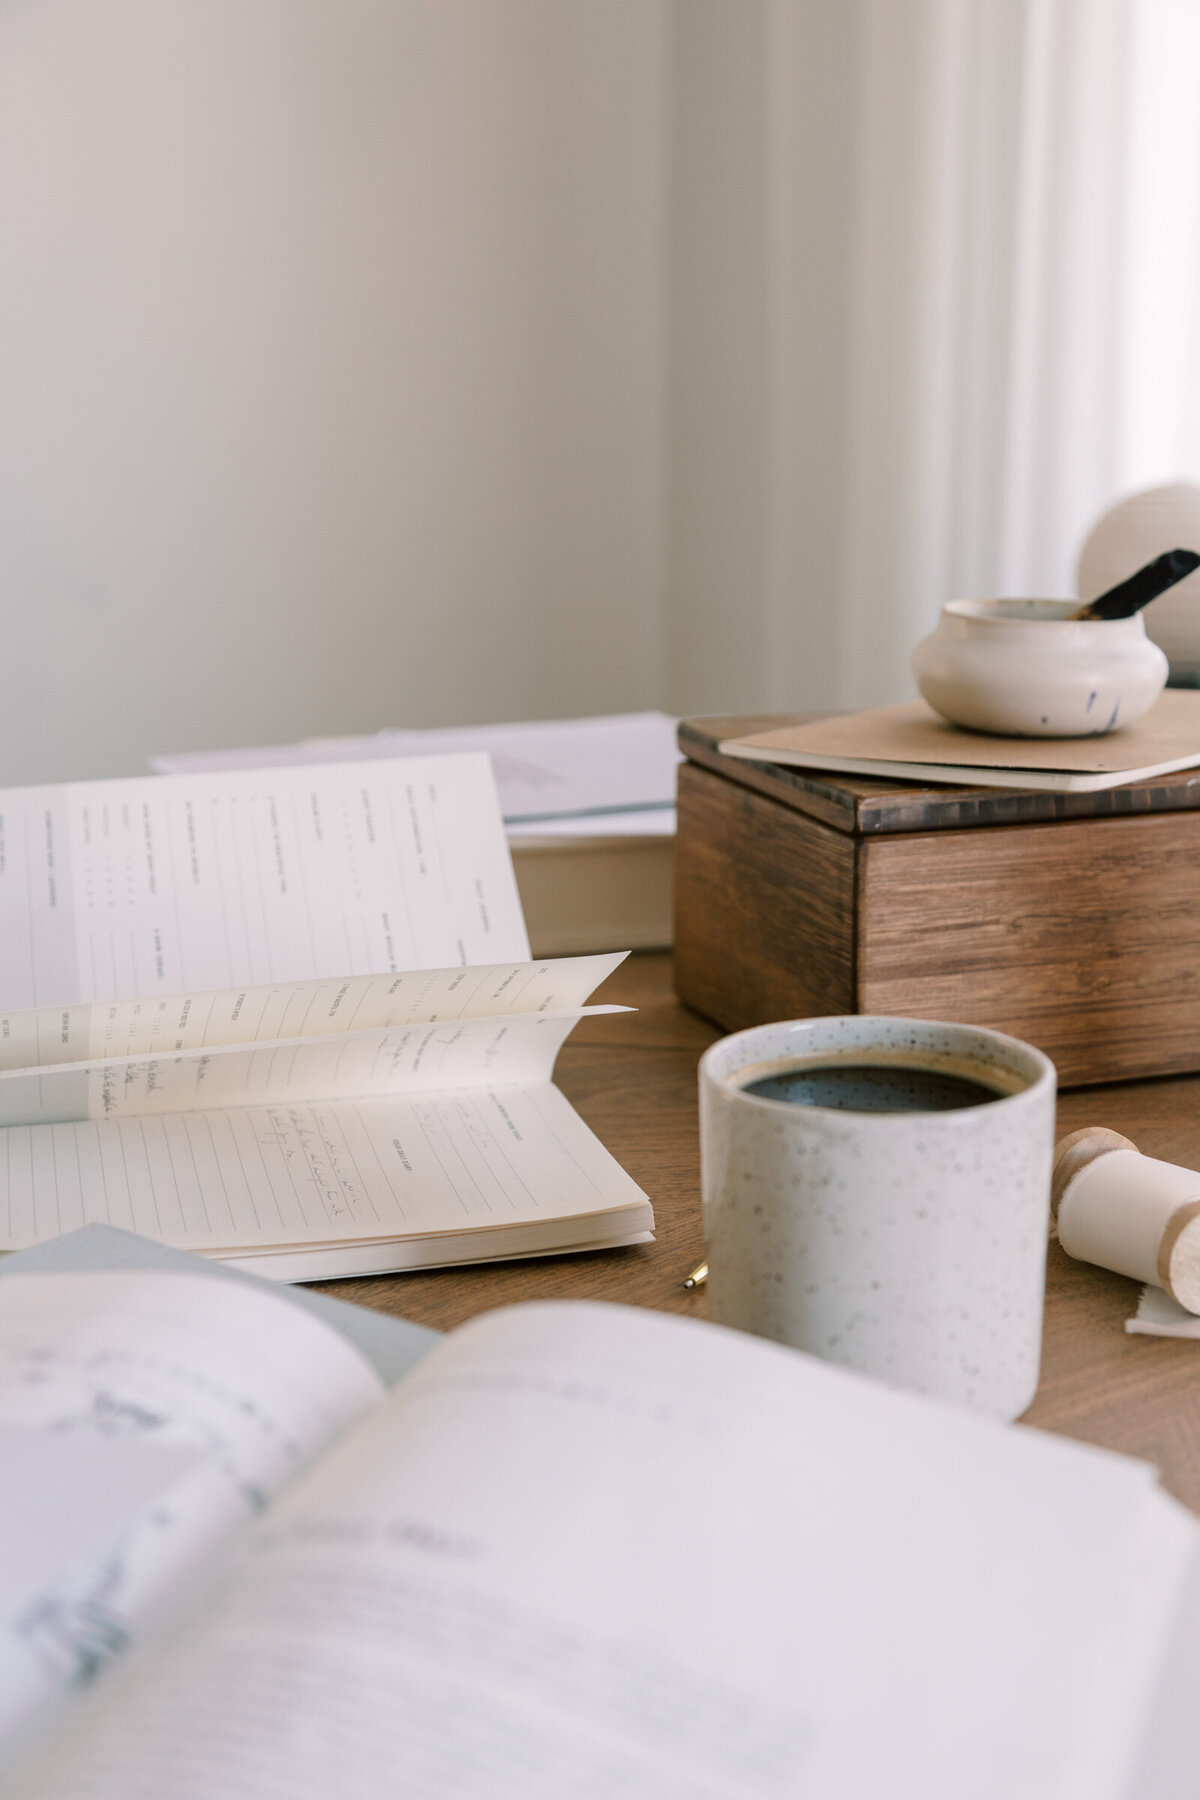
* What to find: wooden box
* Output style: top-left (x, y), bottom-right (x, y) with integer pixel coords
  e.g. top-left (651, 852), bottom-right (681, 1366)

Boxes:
top-left (674, 715), bottom-right (1200, 1087)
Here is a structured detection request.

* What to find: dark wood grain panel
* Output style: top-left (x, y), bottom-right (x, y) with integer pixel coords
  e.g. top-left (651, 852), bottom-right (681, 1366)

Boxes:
top-left (673, 761), bottom-right (856, 1029)
top-left (857, 810), bottom-right (1200, 1085)
top-left (678, 715), bottom-right (878, 833)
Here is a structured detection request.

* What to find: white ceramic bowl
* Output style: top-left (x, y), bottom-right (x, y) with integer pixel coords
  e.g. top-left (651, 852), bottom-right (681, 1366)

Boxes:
top-left (912, 599), bottom-right (1168, 737)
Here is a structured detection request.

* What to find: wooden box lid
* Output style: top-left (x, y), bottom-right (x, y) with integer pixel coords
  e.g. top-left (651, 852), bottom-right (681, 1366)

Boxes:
top-left (680, 714), bottom-right (1200, 837)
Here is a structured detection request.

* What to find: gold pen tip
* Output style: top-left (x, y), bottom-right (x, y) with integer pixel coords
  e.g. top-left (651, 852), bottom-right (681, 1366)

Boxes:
top-left (683, 1261), bottom-right (708, 1290)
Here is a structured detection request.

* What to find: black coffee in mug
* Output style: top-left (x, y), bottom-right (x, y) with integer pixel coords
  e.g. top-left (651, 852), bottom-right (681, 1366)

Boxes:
top-left (739, 1058), bottom-right (1009, 1113)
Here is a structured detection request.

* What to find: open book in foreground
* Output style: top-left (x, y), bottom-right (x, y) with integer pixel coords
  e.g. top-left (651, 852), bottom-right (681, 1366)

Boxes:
top-left (0, 1227), bottom-right (1196, 1800)
top-left (0, 756), bottom-right (651, 1276)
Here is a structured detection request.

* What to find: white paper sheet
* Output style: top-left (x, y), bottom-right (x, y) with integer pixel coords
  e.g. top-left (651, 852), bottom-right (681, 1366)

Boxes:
top-left (0, 1432), bottom-right (204, 1623)
top-left (0, 1007), bottom-right (624, 1126)
top-left (0, 755), bottom-right (528, 1012)
top-left (508, 806), bottom-right (676, 840)
top-left (0, 954), bottom-right (624, 1074)
top-left (151, 713), bottom-right (682, 826)
top-left (1126, 1284), bottom-right (1200, 1335)
top-left (0, 1271), bottom-right (382, 1748)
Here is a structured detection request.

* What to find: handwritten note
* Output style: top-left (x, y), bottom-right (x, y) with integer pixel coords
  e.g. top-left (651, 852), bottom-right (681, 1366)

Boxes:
top-left (0, 1085), bottom-right (648, 1259)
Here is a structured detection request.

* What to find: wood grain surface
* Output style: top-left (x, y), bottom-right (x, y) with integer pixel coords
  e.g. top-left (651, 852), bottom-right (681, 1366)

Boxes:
top-left (673, 761), bottom-right (856, 1029)
top-left (676, 715), bottom-right (1200, 1084)
top-left (858, 809), bottom-right (1200, 1084)
top-left (317, 952), bottom-right (1200, 1515)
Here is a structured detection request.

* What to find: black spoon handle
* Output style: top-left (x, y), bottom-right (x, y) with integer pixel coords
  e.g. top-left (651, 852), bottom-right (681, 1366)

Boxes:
top-left (1073, 547), bottom-right (1200, 620)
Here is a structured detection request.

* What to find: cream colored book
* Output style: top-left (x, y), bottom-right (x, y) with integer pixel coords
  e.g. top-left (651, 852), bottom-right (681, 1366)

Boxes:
top-left (0, 1252), bottom-right (1197, 1797)
top-left (0, 757), bottom-right (651, 1275)
top-left (722, 690), bottom-right (1200, 793)
top-left (509, 825), bottom-right (674, 955)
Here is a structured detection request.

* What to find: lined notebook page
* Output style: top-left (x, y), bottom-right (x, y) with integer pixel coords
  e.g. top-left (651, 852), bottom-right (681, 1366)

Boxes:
top-left (0, 1006), bottom-right (622, 1126)
top-left (0, 955), bottom-right (624, 1073)
top-left (0, 1085), bottom-right (647, 1253)
top-left (0, 755), bottom-right (527, 1011)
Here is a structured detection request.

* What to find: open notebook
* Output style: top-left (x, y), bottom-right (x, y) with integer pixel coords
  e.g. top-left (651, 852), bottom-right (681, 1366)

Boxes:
top-left (0, 757), bottom-right (651, 1276)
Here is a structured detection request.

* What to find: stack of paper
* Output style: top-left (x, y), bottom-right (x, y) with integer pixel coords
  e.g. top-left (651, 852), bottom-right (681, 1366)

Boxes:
top-left (152, 714), bottom-right (682, 952)
top-left (721, 692), bottom-right (1200, 794)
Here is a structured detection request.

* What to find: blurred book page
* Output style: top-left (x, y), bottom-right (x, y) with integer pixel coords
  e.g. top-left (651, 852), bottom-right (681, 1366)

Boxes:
top-left (3, 1302), bottom-right (1190, 1799)
top-left (0, 1431), bottom-right (203, 1621)
top-left (0, 1270), bottom-right (382, 1748)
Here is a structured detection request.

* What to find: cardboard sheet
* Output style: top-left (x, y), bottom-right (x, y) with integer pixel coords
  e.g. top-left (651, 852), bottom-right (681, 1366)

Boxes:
top-left (722, 692), bottom-right (1200, 793)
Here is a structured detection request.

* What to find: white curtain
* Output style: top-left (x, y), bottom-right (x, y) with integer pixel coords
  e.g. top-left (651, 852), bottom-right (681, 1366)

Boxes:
top-left (1121, 0), bottom-right (1200, 493)
top-left (667, 0), bottom-right (1200, 716)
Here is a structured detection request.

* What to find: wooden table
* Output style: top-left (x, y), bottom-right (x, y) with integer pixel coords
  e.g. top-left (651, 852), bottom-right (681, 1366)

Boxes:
top-left (319, 952), bottom-right (1200, 1512)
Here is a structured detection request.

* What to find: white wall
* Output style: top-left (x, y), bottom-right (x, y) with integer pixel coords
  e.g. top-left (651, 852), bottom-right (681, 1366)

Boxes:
top-left (0, 0), bottom-right (668, 782)
top-left (666, 0), bottom-right (1142, 718)
top-left (3, 0), bottom-right (1188, 780)
top-left (667, 0), bottom-right (857, 718)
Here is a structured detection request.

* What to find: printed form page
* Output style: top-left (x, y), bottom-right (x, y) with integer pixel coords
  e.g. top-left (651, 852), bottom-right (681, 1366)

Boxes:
top-left (0, 1007), bottom-right (624, 1125)
top-left (1, 1302), bottom-right (1191, 1800)
top-left (0, 756), bottom-right (528, 1011)
top-left (0, 955), bottom-right (624, 1076)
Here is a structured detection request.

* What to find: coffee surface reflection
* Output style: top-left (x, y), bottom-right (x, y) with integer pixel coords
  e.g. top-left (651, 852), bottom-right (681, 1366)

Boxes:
top-left (740, 1061), bottom-right (1007, 1113)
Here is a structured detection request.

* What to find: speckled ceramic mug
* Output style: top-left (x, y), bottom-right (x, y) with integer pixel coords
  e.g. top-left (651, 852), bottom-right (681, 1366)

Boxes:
top-left (699, 1017), bottom-right (1056, 1420)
